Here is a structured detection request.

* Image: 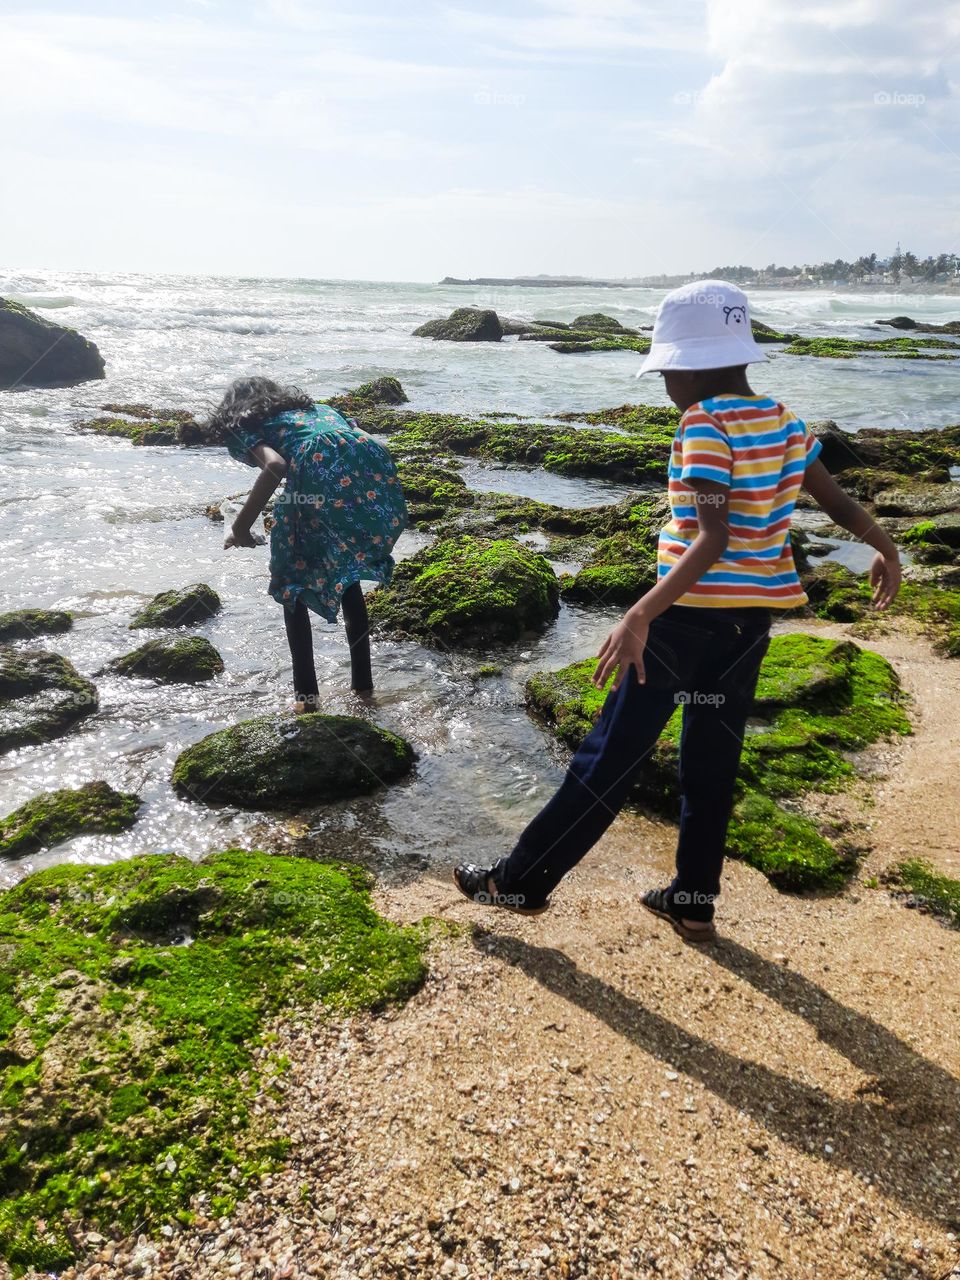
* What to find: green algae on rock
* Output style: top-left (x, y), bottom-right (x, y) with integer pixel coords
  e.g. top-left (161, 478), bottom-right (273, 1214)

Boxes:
top-left (560, 498), bottom-right (665, 606)
top-left (553, 403), bottom-right (681, 434)
top-left (394, 460), bottom-right (472, 524)
top-left (387, 414), bottom-right (670, 484)
top-left (884, 858), bottom-right (960, 926)
top-left (413, 307), bottom-right (503, 342)
top-left (173, 713), bottom-right (416, 809)
top-left (109, 636), bottom-right (225, 684)
top-left (129, 584), bottom-right (222, 630)
top-left (0, 848), bottom-right (426, 1273)
top-left (524, 634), bottom-right (910, 890)
top-left (803, 562), bottom-right (960, 656)
top-left (810, 420), bottom-right (960, 476)
top-left (726, 793), bottom-right (846, 890)
top-left (784, 335), bottom-right (960, 360)
top-left (0, 647), bottom-right (98, 755)
top-left (0, 782), bottom-right (140, 860)
top-left (367, 536), bottom-right (560, 648)
top-left (0, 609), bottom-right (73, 643)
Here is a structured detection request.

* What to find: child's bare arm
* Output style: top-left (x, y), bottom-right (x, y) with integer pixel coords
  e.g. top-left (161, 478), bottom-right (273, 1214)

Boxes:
top-left (593, 479), bottom-right (730, 688)
top-left (225, 444), bottom-right (289, 549)
top-left (802, 459), bottom-right (901, 608)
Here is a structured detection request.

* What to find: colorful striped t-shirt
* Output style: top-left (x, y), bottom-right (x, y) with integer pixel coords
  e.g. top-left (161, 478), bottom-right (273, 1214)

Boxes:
top-left (657, 394), bottom-right (822, 608)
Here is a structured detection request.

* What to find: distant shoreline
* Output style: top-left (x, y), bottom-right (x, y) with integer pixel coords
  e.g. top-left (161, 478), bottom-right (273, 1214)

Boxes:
top-left (440, 275), bottom-right (960, 294)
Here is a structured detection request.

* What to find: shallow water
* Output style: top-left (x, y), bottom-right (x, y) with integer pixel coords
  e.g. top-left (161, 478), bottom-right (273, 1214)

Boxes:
top-left (1, 271), bottom-right (959, 886)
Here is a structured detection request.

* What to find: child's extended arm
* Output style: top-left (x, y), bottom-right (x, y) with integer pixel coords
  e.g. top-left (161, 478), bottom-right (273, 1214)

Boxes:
top-left (801, 459), bottom-right (901, 609)
top-left (224, 444), bottom-right (289, 550)
top-left (593, 479), bottom-right (730, 688)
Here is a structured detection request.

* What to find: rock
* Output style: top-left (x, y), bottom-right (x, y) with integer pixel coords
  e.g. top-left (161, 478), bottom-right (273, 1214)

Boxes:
top-left (751, 320), bottom-right (797, 343)
top-left (0, 848), bottom-right (425, 1273)
top-left (393, 461), bottom-right (471, 525)
top-left (560, 497), bottom-right (666, 606)
top-left (876, 315), bottom-right (960, 335)
top-left (809, 420), bottom-right (960, 475)
top-left (109, 636), bottom-right (225, 684)
top-left (129, 584), bottom-right (222, 629)
top-left (874, 483), bottom-right (960, 518)
top-left (801, 562), bottom-right (868, 622)
top-left (413, 308), bottom-right (503, 342)
top-left (0, 609), bottom-right (73, 642)
top-left (500, 318), bottom-right (569, 336)
top-left (79, 407), bottom-right (212, 448)
top-left (0, 297), bottom-right (105, 389)
top-left (0, 781), bottom-right (140, 859)
top-left (349, 377), bottom-right (408, 405)
top-left (367, 536), bottom-right (560, 648)
top-left (570, 313), bottom-right (630, 333)
top-left (172, 713), bottom-right (416, 809)
top-left (0, 647), bottom-right (98, 754)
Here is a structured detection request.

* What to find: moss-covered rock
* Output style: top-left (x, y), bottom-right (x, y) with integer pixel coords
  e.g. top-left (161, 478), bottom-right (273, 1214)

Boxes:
top-left (884, 858), bottom-right (960, 925)
top-left (874, 483), bottom-right (960, 518)
top-left (413, 308), bottom-right (503, 342)
top-left (129, 584), bottom-right (222, 630)
top-left (0, 648), bottom-right (98, 755)
top-left (810, 420), bottom-right (960, 476)
top-left (560, 497), bottom-right (666, 605)
top-left (751, 320), bottom-right (798, 343)
top-left (394, 461), bottom-right (471, 524)
top-left (173, 713), bottom-right (416, 809)
top-left (367, 536), bottom-right (560, 648)
top-left (553, 403), bottom-right (680, 434)
top-left (525, 634), bottom-right (909, 889)
top-left (387, 413), bottom-right (670, 484)
top-left (726, 794), bottom-right (848, 890)
top-left (109, 637), bottom-right (225, 684)
top-left (785, 335), bottom-right (959, 360)
top-left (0, 848), bottom-right (426, 1273)
top-left (545, 335), bottom-right (651, 355)
top-left (0, 782), bottom-right (140, 859)
top-left (0, 297), bottom-right (105, 389)
top-left (79, 407), bottom-right (212, 448)
top-left (0, 609), bottom-right (73, 643)
top-left (349, 376), bottom-right (408, 405)
top-left (803, 561), bottom-right (960, 656)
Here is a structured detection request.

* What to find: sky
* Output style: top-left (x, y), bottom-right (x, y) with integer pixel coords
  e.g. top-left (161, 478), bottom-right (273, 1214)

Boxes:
top-left (1, 0), bottom-right (958, 281)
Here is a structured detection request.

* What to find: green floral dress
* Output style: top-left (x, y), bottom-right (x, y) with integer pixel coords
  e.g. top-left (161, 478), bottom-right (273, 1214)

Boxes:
top-left (227, 403), bottom-right (408, 621)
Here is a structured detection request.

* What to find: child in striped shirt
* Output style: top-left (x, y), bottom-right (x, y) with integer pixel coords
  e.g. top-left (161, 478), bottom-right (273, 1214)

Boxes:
top-left (455, 280), bottom-right (901, 940)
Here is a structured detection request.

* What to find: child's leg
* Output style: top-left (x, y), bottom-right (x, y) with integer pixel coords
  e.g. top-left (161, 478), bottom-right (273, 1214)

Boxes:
top-left (670, 619), bottom-right (771, 921)
top-left (341, 581), bottom-right (373, 692)
top-left (283, 599), bottom-right (320, 707)
top-left (488, 614), bottom-right (714, 907)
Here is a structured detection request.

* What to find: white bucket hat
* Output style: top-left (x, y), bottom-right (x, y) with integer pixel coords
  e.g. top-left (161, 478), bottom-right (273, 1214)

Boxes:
top-left (637, 279), bottom-right (769, 375)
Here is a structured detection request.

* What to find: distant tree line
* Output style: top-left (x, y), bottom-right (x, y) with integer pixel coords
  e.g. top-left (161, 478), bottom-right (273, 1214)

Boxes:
top-left (706, 252), bottom-right (960, 284)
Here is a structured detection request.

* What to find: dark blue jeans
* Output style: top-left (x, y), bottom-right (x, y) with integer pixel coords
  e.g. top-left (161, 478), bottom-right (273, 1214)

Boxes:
top-left (492, 605), bottom-right (772, 921)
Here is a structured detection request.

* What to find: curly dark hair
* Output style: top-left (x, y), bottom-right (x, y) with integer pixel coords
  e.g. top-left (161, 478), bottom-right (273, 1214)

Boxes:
top-left (206, 376), bottom-right (314, 448)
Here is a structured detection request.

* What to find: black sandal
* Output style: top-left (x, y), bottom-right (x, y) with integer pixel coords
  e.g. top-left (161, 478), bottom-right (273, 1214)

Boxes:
top-left (641, 887), bottom-right (717, 944)
top-left (452, 864), bottom-right (550, 916)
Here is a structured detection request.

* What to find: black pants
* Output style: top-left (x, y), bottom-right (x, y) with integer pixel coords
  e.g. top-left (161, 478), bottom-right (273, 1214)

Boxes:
top-left (491, 605), bottom-right (772, 921)
top-left (283, 583), bottom-right (373, 697)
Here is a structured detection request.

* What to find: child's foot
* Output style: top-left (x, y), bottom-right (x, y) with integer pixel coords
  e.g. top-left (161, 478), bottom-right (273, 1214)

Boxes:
top-left (292, 695), bottom-right (321, 714)
top-left (641, 887), bottom-right (717, 944)
top-left (452, 864), bottom-right (550, 916)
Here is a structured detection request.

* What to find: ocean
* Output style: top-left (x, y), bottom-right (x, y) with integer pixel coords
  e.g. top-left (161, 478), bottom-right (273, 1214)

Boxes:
top-left (2, 269), bottom-right (959, 887)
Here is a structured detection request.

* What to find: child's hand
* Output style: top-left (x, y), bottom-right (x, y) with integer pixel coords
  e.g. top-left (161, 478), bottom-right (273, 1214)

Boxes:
top-left (224, 523), bottom-right (265, 549)
top-left (594, 611), bottom-right (650, 690)
top-left (870, 552), bottom-right (901, 610)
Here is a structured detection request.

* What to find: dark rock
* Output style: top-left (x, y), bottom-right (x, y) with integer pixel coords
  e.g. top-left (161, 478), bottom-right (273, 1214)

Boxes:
top-left (876, 315), bottom-right (960, 335)
top-left (0, 609), bottom-right (73, 643)
top-left (874, 483), bottom-right (960, 518)
top-left (172, 713), bottom-right (416, 809)
top-left (349, 377), bottom-right (408, 404)
top-left (0, 782), bottom-right (140, 859)
top-left (367, 535), bottom-right (560, 648)
top-left (109, 636), bottom-right (225, 684)
top-left (0, 647), bottom-right (98, 754)
top-left (412, 308), bottom-right (503, 342)
top-left (0, 297), bottom-right (105, 389)
top-left (129, 584), bottom-right (222, 630)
